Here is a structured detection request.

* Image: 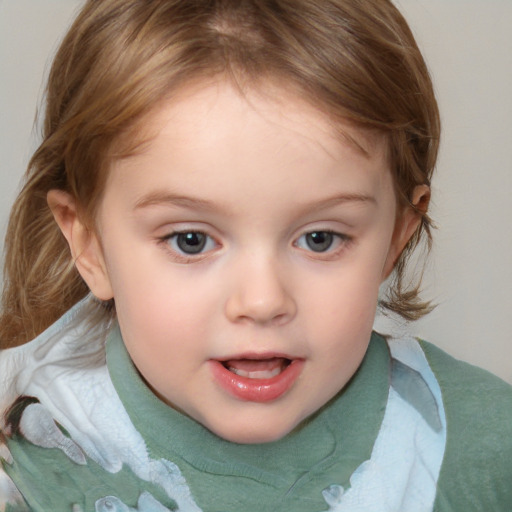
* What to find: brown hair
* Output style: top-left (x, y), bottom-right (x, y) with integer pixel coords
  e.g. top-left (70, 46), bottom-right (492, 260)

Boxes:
top-left (0, 0), bottom-right (440, 348)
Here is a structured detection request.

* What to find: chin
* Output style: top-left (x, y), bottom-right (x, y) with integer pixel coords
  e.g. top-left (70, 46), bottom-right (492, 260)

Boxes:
top-left (205, 416), bottom-right (301, 445)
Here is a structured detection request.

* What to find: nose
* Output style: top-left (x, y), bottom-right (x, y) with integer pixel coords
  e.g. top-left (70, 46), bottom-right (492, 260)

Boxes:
top-left (224, 255), bottom-right (297, 326)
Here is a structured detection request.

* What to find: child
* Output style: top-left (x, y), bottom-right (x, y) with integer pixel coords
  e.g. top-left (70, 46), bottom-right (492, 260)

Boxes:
top-left (1, 0), bottom-right (511, 510)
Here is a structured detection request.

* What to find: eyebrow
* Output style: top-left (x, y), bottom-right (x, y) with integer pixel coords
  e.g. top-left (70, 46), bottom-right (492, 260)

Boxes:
top-left (302, 193), bottom-right (377, 214)
top-left (133, 191), bottom-right (376, 214)
top-left (134, 192), bottom-right (222, 212)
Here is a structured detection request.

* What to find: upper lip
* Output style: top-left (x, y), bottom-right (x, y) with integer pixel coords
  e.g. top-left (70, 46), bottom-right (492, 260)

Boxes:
top-left (214, 352), bottom-right (302, 362)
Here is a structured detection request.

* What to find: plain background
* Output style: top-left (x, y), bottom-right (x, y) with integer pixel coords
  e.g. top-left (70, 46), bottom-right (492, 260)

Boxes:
top-left (1, 0), bottom-right (511, 383)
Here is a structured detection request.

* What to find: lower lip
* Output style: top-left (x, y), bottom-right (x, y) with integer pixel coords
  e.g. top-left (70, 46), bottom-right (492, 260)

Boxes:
top-left (209, 359), bottom-right (304, 403)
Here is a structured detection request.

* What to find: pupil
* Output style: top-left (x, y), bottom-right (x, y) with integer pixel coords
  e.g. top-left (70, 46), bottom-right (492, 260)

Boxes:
top-left (177, 232), bottom-right (206, 254)
top-left (306, 232), bottom-right (333, 252)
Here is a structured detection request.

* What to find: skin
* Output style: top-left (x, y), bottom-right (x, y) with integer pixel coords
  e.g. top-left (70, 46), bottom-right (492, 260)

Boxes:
top-left (49, 80), bottom-right (427, 444)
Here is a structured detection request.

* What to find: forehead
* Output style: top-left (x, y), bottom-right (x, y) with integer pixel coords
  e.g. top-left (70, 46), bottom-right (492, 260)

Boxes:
top-left (105, 79), bottom-right (392, 208)
top-left (116, 77), bottom-right (387, 161)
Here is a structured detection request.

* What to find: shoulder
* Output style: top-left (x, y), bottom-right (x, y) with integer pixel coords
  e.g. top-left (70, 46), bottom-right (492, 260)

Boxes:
top-left (1, 436), bottom-right (30, 511)
top-left (419, 340), bottom-right (512, 511)
top-left (420, 339), bottom-right (512, 430)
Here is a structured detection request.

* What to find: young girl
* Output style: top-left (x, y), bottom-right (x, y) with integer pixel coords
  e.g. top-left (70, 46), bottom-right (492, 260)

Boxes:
top-left (1, 0), bottom-right (511, 510)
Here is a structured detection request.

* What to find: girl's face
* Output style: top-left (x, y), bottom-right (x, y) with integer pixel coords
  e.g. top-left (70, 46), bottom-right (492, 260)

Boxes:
top-left (65, 80), bottom-right (421, 443)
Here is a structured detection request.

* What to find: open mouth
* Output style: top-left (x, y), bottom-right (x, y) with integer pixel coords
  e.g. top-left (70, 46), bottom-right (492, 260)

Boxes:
top-left (211, 356), bottom-right (303, 402)
top-left (222, 357), bottom-right (292, 379)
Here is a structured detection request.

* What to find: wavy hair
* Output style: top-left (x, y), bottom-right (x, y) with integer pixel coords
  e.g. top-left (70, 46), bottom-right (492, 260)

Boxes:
top-left (1, 0), bottom-right (440, 347)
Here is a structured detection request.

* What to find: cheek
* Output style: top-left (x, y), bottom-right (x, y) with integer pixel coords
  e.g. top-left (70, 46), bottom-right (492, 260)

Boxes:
top-left (110, 262), bottom-right (220, 347)
top-left (296, 260), bottom-right (383, 353)
top-left (301, 261), bottom-right (382, 315)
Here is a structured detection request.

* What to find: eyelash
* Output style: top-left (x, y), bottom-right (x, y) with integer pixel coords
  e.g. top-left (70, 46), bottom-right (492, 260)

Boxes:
top-left (158, 230), bottom-right (218, 263)
top-left (158, 229), bottom-right (352, 263)
top-left (294, 230), bottom-right (352, 259)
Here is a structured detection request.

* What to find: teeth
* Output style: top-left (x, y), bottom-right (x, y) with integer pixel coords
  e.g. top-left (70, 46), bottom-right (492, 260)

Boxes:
top-left (227, 366), bottom-right (282, 379)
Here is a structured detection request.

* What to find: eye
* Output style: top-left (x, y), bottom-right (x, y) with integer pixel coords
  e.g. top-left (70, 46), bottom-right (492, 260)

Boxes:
top-left (165, 231), bottom-right (216, 255)
top-left (295, 230), bottom-right (348, 253)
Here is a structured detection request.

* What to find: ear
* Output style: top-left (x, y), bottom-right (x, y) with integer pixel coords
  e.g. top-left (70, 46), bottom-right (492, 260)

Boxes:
top-left (47, 190), bottom-right (114, 300)
top-left (382, 184), bottom-right (430, 280)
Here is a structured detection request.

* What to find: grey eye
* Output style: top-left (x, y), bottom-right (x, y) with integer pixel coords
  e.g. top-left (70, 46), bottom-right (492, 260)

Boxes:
top-left (295, 230), bottom-right (349, 255)
top-left (174, 232), bottom-right (208, 254)
top-left (303, 231), bottom-right (334, 252)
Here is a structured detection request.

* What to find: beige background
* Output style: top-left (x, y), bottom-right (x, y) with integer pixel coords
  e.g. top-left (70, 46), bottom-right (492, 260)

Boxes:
top-left (1, 0), bottom-right (511, 383)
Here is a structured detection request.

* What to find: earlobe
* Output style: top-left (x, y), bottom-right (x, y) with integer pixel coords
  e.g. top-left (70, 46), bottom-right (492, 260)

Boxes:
top-left (47, 190), bottom-right (114, 300)
top-left (382, 185), bottom-right (430, 280)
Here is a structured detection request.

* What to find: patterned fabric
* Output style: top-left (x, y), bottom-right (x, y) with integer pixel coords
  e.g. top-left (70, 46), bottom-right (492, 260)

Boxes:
top-left (1, 297), bottom-right (511, 511)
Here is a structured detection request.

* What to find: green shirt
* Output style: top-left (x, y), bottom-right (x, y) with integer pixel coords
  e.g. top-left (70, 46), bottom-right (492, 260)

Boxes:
top-left (1, 303), bottom-right (512, 511)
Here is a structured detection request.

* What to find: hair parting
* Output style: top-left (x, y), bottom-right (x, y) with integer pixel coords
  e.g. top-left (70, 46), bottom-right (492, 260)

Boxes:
top-left (1, 0), bottom-right (440, 347)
